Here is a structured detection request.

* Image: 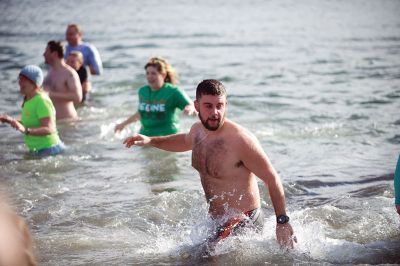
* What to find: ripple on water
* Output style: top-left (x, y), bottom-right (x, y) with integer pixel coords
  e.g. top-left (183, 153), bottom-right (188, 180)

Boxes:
top-left (387, 134), bottom-right (400, 144)
top-left (348, 113), bottom-right (369, 120)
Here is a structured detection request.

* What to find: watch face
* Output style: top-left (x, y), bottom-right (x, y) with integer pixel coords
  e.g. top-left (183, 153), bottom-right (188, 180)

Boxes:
top-left (277, 215), bottom-right (289, 224)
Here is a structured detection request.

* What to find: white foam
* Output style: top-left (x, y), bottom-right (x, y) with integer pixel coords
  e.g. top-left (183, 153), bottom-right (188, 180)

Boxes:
top-left (99, 122), bottom-right (139, 141)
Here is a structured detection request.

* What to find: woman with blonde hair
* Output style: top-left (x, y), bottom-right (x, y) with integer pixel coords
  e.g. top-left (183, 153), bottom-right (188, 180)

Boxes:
top-left (115, 57), bottom-right (195, 136)
top-left (66, 50), bottom-right (92, 103)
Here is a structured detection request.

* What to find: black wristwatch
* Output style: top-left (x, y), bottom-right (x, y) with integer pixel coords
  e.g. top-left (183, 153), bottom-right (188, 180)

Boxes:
top-left (25, 128), bottom-right (31, 135)
top-left (277, 214), bottom-right (290, 224)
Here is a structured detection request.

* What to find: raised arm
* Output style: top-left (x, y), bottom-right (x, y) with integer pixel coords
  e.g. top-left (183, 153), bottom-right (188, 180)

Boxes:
top-left (240, 133), bottom-right (295, 248)
top-left (124, 133), bottom-right (192, 152)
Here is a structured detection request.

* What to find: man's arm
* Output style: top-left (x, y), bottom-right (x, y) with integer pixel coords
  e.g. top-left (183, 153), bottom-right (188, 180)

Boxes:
top-left (240, 134), bottom-right (286, 215)
top-left (240, 133), bottom-right (295, 248)
top-left (124, 123), bottom-right (198, 151)
top-left (87, 45), bottom-right (103, 75)
top-left (43, 73), bottom-right (51, 91)
top-left (124, 133), bottom-right (192, 152)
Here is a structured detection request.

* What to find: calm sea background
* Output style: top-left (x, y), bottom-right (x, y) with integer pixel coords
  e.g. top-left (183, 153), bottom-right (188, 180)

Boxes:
top-left (0, 0), bottom-right (399, 265)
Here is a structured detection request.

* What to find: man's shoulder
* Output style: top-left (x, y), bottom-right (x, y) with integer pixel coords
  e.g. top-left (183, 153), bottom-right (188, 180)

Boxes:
top-left (224, 120), bottom-right (257, 142)
top-left (80, 42), bottom-right (99, 53)
top-left (224, 119), bottom-right (246, 133)
top-left (67, 43), bottom-right (95, 55)
top-left (79, 42), bottom-right (92, 48)
top-left (61, 64), bottom-right (80, 82)
top-left (188, 122), bottom-right (203, 136)
top-left (48, 65), bottom-right (73, 77)
top-left (63, 64), bottom-right (77, 74)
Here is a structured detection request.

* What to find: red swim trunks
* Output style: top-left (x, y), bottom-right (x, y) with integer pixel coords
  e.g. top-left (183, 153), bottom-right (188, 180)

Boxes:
top-left (212, 208), bottom-right (264, 242)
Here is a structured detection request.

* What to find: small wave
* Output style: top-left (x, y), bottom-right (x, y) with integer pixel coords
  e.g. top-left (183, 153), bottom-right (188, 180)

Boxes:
top-left (186, 41), bottom-right (273, 48)
top-left (289, 205), bottom-right (400, 264)
top-left (311, 59), bottom-right (344, 65)
top-left (387, 134), bottom-right (400, 144)
top-left (385, 91), bottom-right (400, 99)
top-left (294, 173), bottom-right (394, 189)
top-left (133, 43), bottom-right (161, 49)
top-left (218, 76), bottom-right (235, 82)
top-left (310, 114), bottom-right (336, 123)
top-left (106, 44), bottom-right (131, 51)
top-left (106, 43), bottom-right (160, 50)
top-left (348, 114), bottom-right (369, 120)
top-left (360, 98), bottom-right (392, 105)
top-left (264, 74), bottom-right (284, 79)
top-left (310, 70), bottom-right (349, 76)
top-left (349, 183), bottom-right (391, 198)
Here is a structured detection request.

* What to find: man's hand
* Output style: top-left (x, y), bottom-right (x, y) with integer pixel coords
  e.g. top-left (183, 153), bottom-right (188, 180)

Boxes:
top-left (123, 134), bottom-right (150, 147)
top-left (396, 205), bottom-right (400, 215)
top-left (276, 223), bottom-right (296, 249)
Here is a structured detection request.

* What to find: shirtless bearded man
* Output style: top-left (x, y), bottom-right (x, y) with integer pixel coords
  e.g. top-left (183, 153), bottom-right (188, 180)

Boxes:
top-left (43, 40), bottom-right (82, 120)
top-left (124, 79), bottom-right (295, 249)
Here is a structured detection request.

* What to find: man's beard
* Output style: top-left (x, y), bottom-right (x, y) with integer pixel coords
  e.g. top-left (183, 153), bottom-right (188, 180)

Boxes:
top-left (199, 113), bottom-right (225, 131)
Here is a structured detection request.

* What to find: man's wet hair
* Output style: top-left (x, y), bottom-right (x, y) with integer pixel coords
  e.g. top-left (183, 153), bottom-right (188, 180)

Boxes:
top-left (47, 40), bottom-right (64, 59)
top-left (196, 79), bottom-right (227, 100)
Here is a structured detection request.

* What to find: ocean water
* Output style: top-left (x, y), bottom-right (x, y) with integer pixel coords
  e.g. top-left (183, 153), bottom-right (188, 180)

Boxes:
top-left (0, 0), bottom-right (399, 265)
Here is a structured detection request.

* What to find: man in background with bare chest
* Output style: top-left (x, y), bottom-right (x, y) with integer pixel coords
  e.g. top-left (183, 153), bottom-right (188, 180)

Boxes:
top-left (43, 40), bottom-right (82, 121)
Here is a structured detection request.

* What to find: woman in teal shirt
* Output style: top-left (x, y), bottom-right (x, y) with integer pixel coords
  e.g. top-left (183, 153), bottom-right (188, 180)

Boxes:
top-left (0, 65), bottom-right (64, 157)
top-left (114, 57), bottom-right (195, 136)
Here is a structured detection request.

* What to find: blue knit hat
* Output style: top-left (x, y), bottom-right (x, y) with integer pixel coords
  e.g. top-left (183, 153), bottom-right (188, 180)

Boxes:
top-left (19, 65), bottom-right (44, 87)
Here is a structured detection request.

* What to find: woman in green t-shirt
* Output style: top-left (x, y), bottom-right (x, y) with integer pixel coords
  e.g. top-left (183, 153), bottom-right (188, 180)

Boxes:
top-left (0, 65), bottom-right (64, 157)
top-left (114, 57), bottom-right (196, 136)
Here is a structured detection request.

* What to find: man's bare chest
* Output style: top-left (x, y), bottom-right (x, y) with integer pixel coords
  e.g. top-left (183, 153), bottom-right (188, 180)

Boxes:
top-left (192, 137), bottom-right (242, 178)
